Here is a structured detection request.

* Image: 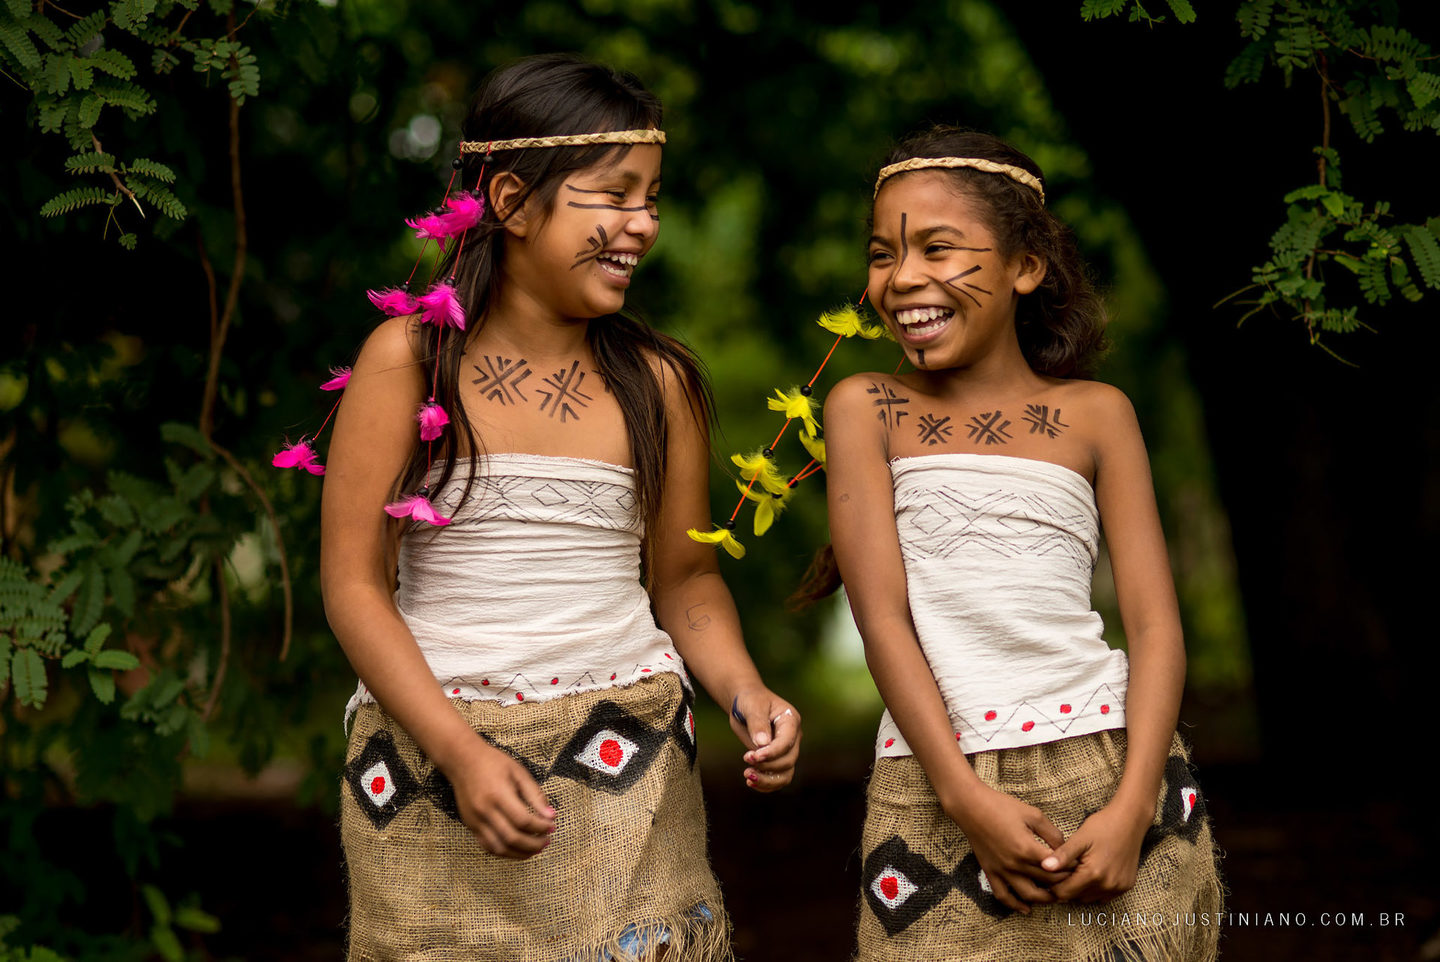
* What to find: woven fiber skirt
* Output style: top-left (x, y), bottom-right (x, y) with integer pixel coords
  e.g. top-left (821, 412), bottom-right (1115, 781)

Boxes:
top-left (341, 673), bottom-right (731, 961)
top-left (857, 730), bottom-right (1223, 962)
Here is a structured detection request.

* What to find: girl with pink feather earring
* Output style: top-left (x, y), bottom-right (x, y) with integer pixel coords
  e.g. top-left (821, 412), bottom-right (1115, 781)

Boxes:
top-left (280, 55), bottom-right (800, 961)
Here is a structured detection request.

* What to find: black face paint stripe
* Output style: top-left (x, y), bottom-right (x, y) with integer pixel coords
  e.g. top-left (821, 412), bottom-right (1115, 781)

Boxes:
top-left (963, 283), bottom-right (992, 295)
top-left (566, 201), bottom-right (651, 212)
top-left (570, 224), bottom-right (610, 269)
top-left (944, 265), bottom-right (981, 283)
top-left (898, 212), bottom-right (909, 272)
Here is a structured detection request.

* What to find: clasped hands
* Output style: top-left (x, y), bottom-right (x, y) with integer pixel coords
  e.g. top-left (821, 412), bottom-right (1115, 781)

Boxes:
top-left (949, 783), bottom-right (1153, 915)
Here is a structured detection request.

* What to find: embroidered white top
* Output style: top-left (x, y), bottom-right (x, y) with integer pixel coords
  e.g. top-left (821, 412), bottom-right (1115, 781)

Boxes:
top-left (344, 454), bottom-right (685, 725)
top-left (874, 453), bottom-right (1128, 758)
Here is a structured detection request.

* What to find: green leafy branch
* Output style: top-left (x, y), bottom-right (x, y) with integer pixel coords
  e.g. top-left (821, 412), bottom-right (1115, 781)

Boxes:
top-left (1082, 0), bottom-right (1440, 352)
top-left (1, 0), bottom-right (264, 243)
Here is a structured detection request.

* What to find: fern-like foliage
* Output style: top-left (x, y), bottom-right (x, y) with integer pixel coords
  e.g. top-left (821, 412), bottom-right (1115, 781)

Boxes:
top-left (39, 186), bottom-right (116, 217)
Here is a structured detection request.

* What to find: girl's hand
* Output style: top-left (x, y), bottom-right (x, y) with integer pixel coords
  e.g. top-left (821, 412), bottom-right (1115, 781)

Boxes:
top-left (947, 783), bottom-right (1071, 914)
top-left (727, 685), bottom-right (802, 792)
top-left (1041, 800), bottom-right (1151, 903)
top-left (444, 738), bottom-right (557, 859)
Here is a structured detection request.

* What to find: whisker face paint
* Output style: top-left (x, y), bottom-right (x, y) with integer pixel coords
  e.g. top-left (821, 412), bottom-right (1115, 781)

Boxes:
top-left (571, 224), bottom-right (609, 269)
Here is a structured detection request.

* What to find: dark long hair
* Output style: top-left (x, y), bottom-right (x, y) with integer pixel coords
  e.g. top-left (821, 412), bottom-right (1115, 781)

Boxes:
top-left (394, 54), bottom-right (712, 576)
top-left (790, 127), bottom-right (1107, 607)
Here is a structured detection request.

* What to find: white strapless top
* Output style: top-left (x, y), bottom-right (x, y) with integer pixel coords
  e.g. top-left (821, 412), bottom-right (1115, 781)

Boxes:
top-left (874, 454), bottom-right (1128, 758)
top-left (345, 454), bottom-right (686, 725)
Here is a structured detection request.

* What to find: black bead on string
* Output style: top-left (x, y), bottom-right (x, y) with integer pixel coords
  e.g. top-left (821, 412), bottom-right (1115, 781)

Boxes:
top-left (723, 520), bottom-right (736, 531)
top-left (451, 157), bottom-right (463, 170)
top-left (800, 385), bottom-right (813, 396)
top-left (762, 447), bottom-right (773, 457)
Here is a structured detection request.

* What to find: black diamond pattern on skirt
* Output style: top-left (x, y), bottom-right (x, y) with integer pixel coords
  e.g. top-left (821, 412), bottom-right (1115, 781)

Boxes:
top-left (669, 687), bottom-right (698, 769)
top-left (548, 700), bottom-right (667, 795)
top-left (345, 730), bottom-right (421, 829)
top-left (952, 852), bottom-right (1012, 919)
top-left (862, 835), bottom-right (955, 936)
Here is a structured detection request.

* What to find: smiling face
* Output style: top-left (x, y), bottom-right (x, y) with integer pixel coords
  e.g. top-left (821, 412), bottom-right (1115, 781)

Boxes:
top-left (503, 143), bottom-right (662, 321)
top-left (868, 171), bottom-right (1044, 373)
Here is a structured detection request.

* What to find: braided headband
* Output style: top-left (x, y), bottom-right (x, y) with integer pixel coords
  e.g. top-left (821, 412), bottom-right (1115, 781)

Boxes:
top-left (874, 156), bottom-right (1045, 204)
top-left (459, 128), bottom-right (666, 154)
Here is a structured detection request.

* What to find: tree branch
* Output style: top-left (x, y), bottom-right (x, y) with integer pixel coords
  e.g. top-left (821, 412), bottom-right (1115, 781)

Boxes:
top-left (198, 11), bottom-right (248, 440)
top-left (201, 557), bottom-right (231, 721)
top-left (208, 438), bottom-right (294, 661)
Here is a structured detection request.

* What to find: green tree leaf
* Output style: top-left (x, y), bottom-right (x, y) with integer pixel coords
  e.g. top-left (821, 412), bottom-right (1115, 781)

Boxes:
top-left (11, 648), bottom-right (48, 708)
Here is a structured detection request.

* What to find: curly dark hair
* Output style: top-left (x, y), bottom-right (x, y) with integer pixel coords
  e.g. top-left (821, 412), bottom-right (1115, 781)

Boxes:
top-left (876, 126), bottom-right (1108, 378)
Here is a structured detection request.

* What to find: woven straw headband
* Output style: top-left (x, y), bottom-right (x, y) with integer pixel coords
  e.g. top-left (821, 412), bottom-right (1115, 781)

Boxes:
top-left (459, 128), bottom-right (666, 154)
top-left (874, 156), bottom-right (1045, 204)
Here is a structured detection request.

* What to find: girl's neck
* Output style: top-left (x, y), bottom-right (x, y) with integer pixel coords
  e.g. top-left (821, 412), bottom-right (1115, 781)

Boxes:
top-left (911, 338), bottom-right (1045, 402)
top-left (477, 286), bottom-right (592, 359)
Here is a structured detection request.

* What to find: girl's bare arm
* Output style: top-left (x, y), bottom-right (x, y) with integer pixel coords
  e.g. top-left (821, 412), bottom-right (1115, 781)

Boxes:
top-left (321, 318), bottom-right (555, 855)
top-left (647, 360), bottom-right (799, 790)
top-left (1046, 384), bottom-right (1186, 900)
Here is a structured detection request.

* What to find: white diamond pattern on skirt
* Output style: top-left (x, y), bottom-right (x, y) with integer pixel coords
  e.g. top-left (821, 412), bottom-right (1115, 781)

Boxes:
top-left (361, 760), bottom-right (397, 808)
top-left (573, 729), bottom-right (640, 775)
top-left (1180, 785), bottom-right (1198, 822)
top-left (870, 866), bottom-right (919, 909)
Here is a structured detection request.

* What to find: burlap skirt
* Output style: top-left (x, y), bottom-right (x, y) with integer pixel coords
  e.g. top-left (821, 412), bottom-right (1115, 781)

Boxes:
top-left (857, 730), bottom-right (1223, 962)
top-left (341, 673), bottom-right (732, 961)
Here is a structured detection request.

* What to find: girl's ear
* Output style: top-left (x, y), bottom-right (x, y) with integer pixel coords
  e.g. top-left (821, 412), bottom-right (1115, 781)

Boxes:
top-left (488, 172), bottom-right (530, 236)
top-left (1013, 251), bottom-right (1047, 295)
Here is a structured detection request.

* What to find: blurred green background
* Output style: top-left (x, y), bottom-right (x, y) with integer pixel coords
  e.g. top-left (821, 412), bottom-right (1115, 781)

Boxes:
top-left (4, 0), bottom-right (1437, 958)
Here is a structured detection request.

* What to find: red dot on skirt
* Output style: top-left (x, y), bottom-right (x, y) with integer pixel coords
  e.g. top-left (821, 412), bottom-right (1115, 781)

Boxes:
top-left (884, 738), bottom-right (895, 748)
top-left (599, 738), bottom-right (623, 767)
top-left (664, 652), bottom-right (673, 659)
top-left (370, 775), bottom-right (386, 795)
top-left (880, 876), bottom-right (899, 900)
top-left (1100, 704), bottom-right (1110, 714)
top-left (481, 679), bottom-right (490, 686)
top-left (955, 732), bottom-right (962, 740)
top-left (1059, 703), bottom-right (1071, 714)
top-left (516, 692), bottom-right (524, 701)
top-left (1021, 720), bottom-right (1035, 732)
top-left (641, 668), bottom-right (651, 673)
top-left (551, 678), bottom-right (558, 685)
top-left (610, 673), bottom-right (617, 680)
top-left (984, 710), bottom-right (997, 721)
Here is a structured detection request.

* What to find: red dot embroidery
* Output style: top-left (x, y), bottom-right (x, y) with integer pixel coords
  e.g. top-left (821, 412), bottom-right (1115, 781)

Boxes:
top-left (516, 692), bottom-right (524, 702)
top-left (1188, 792), bottom-right (1197, 807)
top-left (610, 673), bottom-right (617, 680)
top-left (1021, 720), bottom-right (1035, 732)
top-left (884, 738), bottom-right (895, 748)
top-left (955, 732), bottom-right (962, 740)
top-left (550, 678), bottom-right (559, 685)
top-left (984, 710), bottom-right (997, 721)
top-left (452, 688), bottom-right (460, 695)
top-left (664, 653), bottom-right (673, 659)
top-left (641, 668), bottom-right (652, 673)
top-left (880, 876), bottom-right (900, 900)
top-left (481, 679), bottom-right (490, 687)
top-left (1100, 704), bottom-right (1110, 714)
top-left (370, 776), bottom-right (386, 795)
top-left (1059, 704), bottom-right (1072, 714)
top-left (599, 738), bottom-right (623, 767)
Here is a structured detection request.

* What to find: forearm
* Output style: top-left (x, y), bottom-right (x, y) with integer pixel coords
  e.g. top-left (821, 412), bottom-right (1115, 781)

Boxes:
top-left (654, 569), bottom-right (764, 707)
top-left (325, 581), bottom-right (481, 773)
top-left (862, 611), bottom-right (988, 817)
top-left (1112, 626), bottom-right (1186, 815)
